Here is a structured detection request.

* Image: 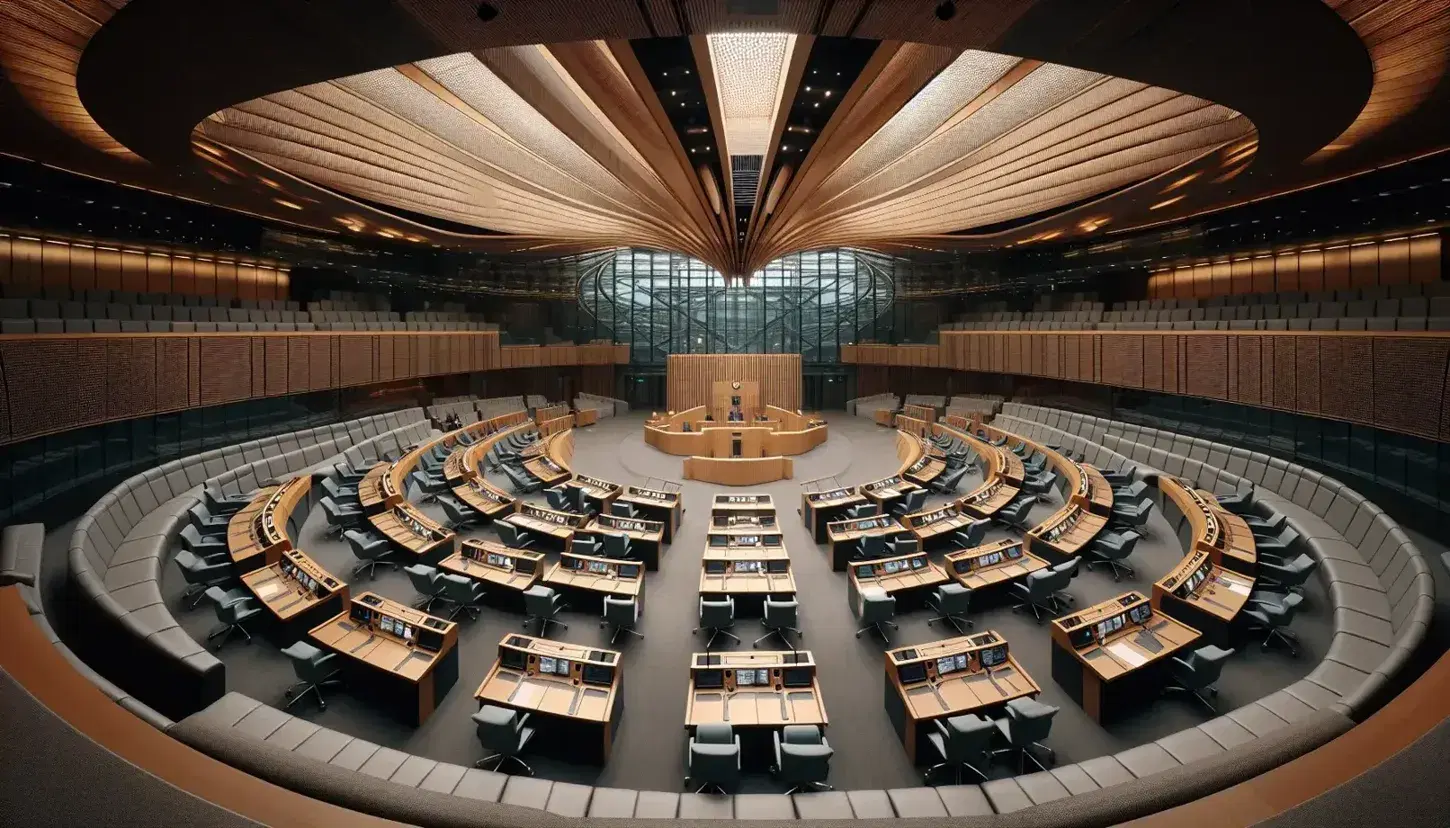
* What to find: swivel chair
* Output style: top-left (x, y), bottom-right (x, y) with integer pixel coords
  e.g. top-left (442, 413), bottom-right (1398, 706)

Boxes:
top-left (188, 503), bottom-right (229, 535)
top-left (754, 596), bottom-right (801, 648)
top-left (1111, 498), bottom-right (1153, 534)
top-left (1085, 529), bottom-right (1141, 581)
top-left (473, 706), bottom-right (535, 775)
top-left (930, 466), bottom-right (967, 495)
top-left (773, 725), bottom-right (833, 793)
top-left (1253, 526), bottom-right (1301, 559)
top-left (321, 476), bottom-right (358, 504)
top-left (686, 724), bottom-right (741, 794)
top-left (952, 519), bottom-right (990, 549)
top-left (404, 564), bottom-right (449, 614)
top-left (601, 595), bottom-right (644, 644)
top-left (544, 486), bottom-right (577, 513)
top-left (991, 697), bottom-right (1059, 773)
top-left (331, 462), bottom-right (367, 485)
top-left (1100, 467), bottom-right (1136, 487)
top-left (204, 587), bottom-right (261, 649)
top-left (1241, 512), bottom-right (1289, 535)
top-left (854, 533), bottom-right (886, 562)
top-left (440, 573), bottom-right (486, 621)
top-left (889, 536), bottom-right (921, 557)
top-left (602, 532), bottom-right (634, 560)
top-left (1215, 486), bottom-right (1255, 514)
top-left (1023, 472), bottom-right (1058, 497)
top-left (1023, 454), bottom-right (1048, 475)
top-left (203, 484), bottom-right (249, 515)
top-left (175, 550), bottom-right (234, 609)
top-left (1257, 553), bottom-right (1318, 595)
top-left (495, 520), bottom-right (534, 549)
top-left (345, 529), bottom-right (396, 579)
top-left (1243, 592), bottom-right (1304, 655)
top-left (1112, 480), bottom-right (1150, 502)
top-left (408, 468), bottom-right (449, 503)
top-left (855, 587), bottom-right (898, 644)
top-left (1164, 645), bottom-right (1235, 714)
top-left (924, 714), bottom-right (993, 784)
top-left (570, 535), bottom-right (602, 557)
top-left (845, 503), bottom-right (879, 519)
top-left (996, 495), bottom-right (1038, 531)
top-left (695, 596), bottom-right (740, 648)
top-left (610, 501), bottom-right (637, 518)
top-left (926, 584), bottom-right (973, 634)
top-left (321, 495), bottom-right (364, 538)
top-left (1048, 559), bottom-right (1080, 609)
top-left (437, 494), bottom-right (484, 532)
top-left (180, 524), bottom-right (228, 559)
top-left (523, 586), bottom-right (569, 636)
top-left (281, 641), bottom-right (342, 711)
top-left (1010, 568), bottom-right (1065, 623)
top-left (890, 488), bottom-right (928, 518)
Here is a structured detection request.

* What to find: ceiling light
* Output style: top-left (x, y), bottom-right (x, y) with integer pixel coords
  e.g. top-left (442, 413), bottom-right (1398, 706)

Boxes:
top-left (935, 1), bottom-right (957, 21)
top-left (476, 3), bottom-right (499, 22)
top-left (824, 90), bottom-right (832, 98)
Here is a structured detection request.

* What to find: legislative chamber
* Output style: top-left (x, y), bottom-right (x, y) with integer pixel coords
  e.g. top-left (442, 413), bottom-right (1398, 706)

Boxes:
top-left (3, 4), bottom-right (1448, 827)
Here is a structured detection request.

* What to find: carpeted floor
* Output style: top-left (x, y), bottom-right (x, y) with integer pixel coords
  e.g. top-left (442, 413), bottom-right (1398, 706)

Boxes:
top-left (159, 413), bottom-right (1331, 794)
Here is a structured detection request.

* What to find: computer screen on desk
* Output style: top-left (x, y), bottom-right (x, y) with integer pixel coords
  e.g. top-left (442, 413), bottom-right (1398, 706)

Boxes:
top-left (855, 565), bottom-right (874, 578)
top-left (898, 662), bottom-right (927, 684)
top-left (349, 604), bottom-right (371, 625)
top-left (695, 669), bottom-right (725, 689)
top-left (783, 667), bottom-right (812, 687)
top-left (1130, 603), bottom-right (1153, 624)
top-left (618, 564), bottom-right (641, 579)
top-left (980, 645), bottom-right (1007, 668)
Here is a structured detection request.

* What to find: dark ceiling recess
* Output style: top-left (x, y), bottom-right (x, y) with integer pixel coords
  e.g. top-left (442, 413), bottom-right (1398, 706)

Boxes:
top-left (475, 3), bottom-right (498, 22)
top-left (758, 36), bottom-right (880, 218)
top-left (935, 2), bottom-right (957, 22)
top-left (630, 37), bottom-right (726, 222)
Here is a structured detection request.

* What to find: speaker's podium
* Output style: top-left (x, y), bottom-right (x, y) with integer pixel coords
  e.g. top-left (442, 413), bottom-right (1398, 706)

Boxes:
top-left (683, 381), bottom-right (790, 485)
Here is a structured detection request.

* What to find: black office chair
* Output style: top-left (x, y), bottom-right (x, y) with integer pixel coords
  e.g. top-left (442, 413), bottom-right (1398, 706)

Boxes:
top-left (890, 488), bottom-right (928, 518)
top-left (995, 494), bottom-right (1038, 531)
top-left (473, 706), bottom-right (535, 776)
top-left (602, 532), bottom-right (635, 560)
top-left (952, 519), bottom-right (990, 550)
top-left (610, 501), bottom-right (637, 518)
top-left (544, 486), bottom-right (577, 513)
top-left (437, 494), bottom-right (483, 532)
top-left (1164, 645), bottom-right (1235, 714)
top-left (495, 520), bottom-right (534, 549)
top-left (926, 584), bottom-right (973, 634)
top-left (924, 714), bottom-right (993, 785)
top-left (1243, 592), bottom-right (1304, 655)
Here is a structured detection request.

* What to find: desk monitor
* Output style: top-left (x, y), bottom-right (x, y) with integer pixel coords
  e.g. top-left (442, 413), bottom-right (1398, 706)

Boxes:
top-left (539, 656), bottom-right (558, 674)
top-left (618, 564), bottom-right (641, 579)
top-left (1129, 603), bottom-right (1153, 625)
top-left (910, 557), bottom-right (925, 570)
top-left (552, 658), bottom-right (571, 676)
top-left (854, 564), bottom-right (874, 578)
top-left (766, 560), bottom-right (788, 574)
top-left (899, 662), bottom-right (927, 684)
top-left (695, 669), bottom-right (725, 690)
top-left (936, 656), bottom-right (957, 675)
top-left (980, 645), bottom-right (1007, 668)
top-left (782, 667), bottom-right (812, 688)
top-left (349, 604), bottom-right (371, 625)
top-left (765, 534), bottom-right (782, 545)
top-left (952, 559), bottom-right (972, 574)
top-left (501, 647), bottom-right (526, 670)
top-left (1006, 545), bottom-right (1023, 559)
top-left (735, 669), bottom-right (756, 687)
top-left (709, 535), bottom-right (728, 547)
top-left (402, 625), bottom-right (414, 642)
top-left (582, 664), bottom-right (614, 686)
top-left (706, 560), bottom-right (728, 575)
top-left (1068, 626), bottom-right (1094, 650)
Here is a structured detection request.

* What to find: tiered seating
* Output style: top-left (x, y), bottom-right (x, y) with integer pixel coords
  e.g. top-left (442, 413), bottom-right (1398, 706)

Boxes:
top-left (903, 394), bottom-right (946, 408)
top-left (576, 393), bottom-right (628, 417)
top-left (0, 287), bottom-right (501, 333)
top-left (945, 394), bottom-right (1004, 420)
top-left (477, 396), bottom-right (527, 420)
top-left (525, 394), bottom-right (549, 410)
top-left (1099, 284), bottom-right (1450, 331)
top-left (947, 294), bottom-right (1105, 331)
top-left (427, 396), bottom-right (481, 424)
top-left (846, 393), bottom-right (898, 417)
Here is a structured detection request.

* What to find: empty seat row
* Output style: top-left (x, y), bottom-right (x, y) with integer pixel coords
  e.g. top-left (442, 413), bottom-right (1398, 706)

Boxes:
top-left (0, 286), bottom-right (302, 310)
top-left (1115, 283), bottom-right (1450, 312)
top-left (1098, 318), bottom-right (1450, 332)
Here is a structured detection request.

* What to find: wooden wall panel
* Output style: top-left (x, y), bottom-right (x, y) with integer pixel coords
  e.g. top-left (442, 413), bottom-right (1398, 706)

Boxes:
top-left (1251, 256), bottom-right (1276, 293)
top-left (146, 252), bottom-right (171, 293)
top-left (666, 354), bottom-right (801, 412)
top-left (1323, 246), bottom-right (1352, 291)
top-left (1274, 253), bottom-right (1299, 291)
top-left (120, 250), bottom-right (147, 293)
top-left (214, 262), bottom-right (238, 298)
top-left (1230, 258), bottom-right (1254, 295)
top-left (172, 256), bottom-right (196, 295)
top-left (1210, 261), bottom-right (1232, 296)
top-left (1349, 243), bottom-right (1379, 288)
top-left (1298, 249), bottom-right (1324, 292)
top-left (42, 241), bottom-right (70, 288)
top-left (193, 258), bottom-right (216, 295)
top-left (850, 332), bottom-right (1450, 442)
top-left (1409, 235), bottom-right (1441, 283)
top-left (11, 238), bottom-right (42, 292)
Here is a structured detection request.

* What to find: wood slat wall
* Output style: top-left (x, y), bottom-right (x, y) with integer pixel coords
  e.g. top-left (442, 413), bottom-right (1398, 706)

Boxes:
top-left (0, 231), bottom-right (291, 299)
top-left (1145, 233), bottom-right (1441, 299)
top-left (0, 333), bottom-right (627, 445)
top-left (666, 354), bottom-right (801, 412)
top-left (844, 331), bottom-right (1450, 441)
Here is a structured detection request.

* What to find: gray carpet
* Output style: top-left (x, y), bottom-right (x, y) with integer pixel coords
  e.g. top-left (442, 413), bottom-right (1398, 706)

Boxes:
top-left (158, 414), bottom-right (1329, 794)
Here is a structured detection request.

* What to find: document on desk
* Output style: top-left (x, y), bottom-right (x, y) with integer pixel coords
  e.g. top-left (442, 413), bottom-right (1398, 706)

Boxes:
top-left (1107, 641), bottom-right (1148, 668)
top-left (1224, 581), bottom-right (1251, 596)
top-left (256, 581), bottom-right (285, 600)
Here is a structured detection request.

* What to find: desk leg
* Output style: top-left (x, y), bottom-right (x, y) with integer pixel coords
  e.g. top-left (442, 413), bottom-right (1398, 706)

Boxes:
top-left (1083, 673), bottom-right (1102, 723)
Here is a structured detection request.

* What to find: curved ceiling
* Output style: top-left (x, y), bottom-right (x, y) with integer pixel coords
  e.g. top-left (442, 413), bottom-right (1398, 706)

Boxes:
top-left (2, 0), bottom-right (1449, 274)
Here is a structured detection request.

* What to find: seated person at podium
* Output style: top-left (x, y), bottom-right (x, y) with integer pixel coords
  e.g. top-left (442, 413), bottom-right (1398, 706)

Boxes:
top-left (729, 406), bottom-right (744, 422)
top-left (683, 421), bottom-right (693, 432)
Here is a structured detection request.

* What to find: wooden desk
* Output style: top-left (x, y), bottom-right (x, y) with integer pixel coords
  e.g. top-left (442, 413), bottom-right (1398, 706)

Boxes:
top-left (1152, 547), bottom-right (1255, 646)
top-left (368, 502), bottom-right (455, 565)
top-left (1158, 476), bottom-right (1258, 576)
top-left (474, 634), bottom-right (623, 763)
top-left (523, 430), bottom-right (572, 487)
top-left (535, 404), bottom-right (571, 423)
top-left (310, 592), bottom-right (459, 725)
top-left (903, 450), bottom-right (947, 487)
top-left (1050, 591), bottom-right (1201, 723)
top-left (507, 502), bottom-right (587, 547)
top-left (544, 551), bottom-right (645, 605)
top-left (1027, 503), bottom-right (1109, 565)
top-left (585, 514), bottom-right (665, 571)
top-left (848, 551), bottom-right (949, 615)
top-left (955, 478), bottom-right (1020, 520)
top-left (241, 546), bottom-right (348, 632)
top-left (700, 545), bottom-right (795, 600)
top-left (712, 493), bottom-right (774, 514)
top-left (709, 511), bottom-right (778, 531)
top-left (684, 650), bottom-right (827, 730)
top-left (801, 488), bottom-right (868, 543)
top-left (873, 408), bottom-right (896, 427)
top-left (685, 455), bottom-right (793, 485)
top-left (537, 413), bottom-right (575, 437)
top-left (883, 631), bottom-right (1039, 762)
top-left (357, 462), bottom-right (398, 512)
top-left (439, 539), bottom-right (544, 595)
top-left (944, 538), bottom-right (1049, 591)
top-left (565, 473), bottom-right (620, 514)
top-left (825, 515), bottom-right (903, 571)
top-left (617, 485), bottom-right (684, 543)
top-left (902, 504), bottom-right (975, 547)
top-left (859, 475), bottom-right (919, 510)
top-left (444, 421), bottom-right (533, 520)
top-left (902, 403), bottom-right (936, 423)
top-left (574, 407), bottom-right (599, 427)
top-left (225, 484), bottom-right (284, 573)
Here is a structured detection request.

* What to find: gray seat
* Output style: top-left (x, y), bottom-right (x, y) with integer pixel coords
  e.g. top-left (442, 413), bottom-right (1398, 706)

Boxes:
top-left (754, 595), bottom-right (799, 648)
top-left (1243, 592), bottom-right (1305, 656)
top-left (281, 641), bottom-right (342, 711)
top-left (953, 519), bottom-right (990, 549)
top-left (925, 714), bottom-right (993, 785)
top-left (524, 586), bottom-right (569, 637)
top-left (991, 697), bottom-right (1059, 774)
top-left (204, 587), bottom-right (262, 649)
top-left (696, 595), bottom-right (739, 648)
top-left (774, 725), bottom-right (834, 794)
top-left (687, 723), bottom-right (741, 794)
top-left (404, 564), bottom-right (448, 614)
top-left (926, 583), bottom-right (973, 635)
top-left (473, 705), bottom-right (535, 776)
top-left (439, 573), bottom-right (486, 621)
top-left (1164, 645), bottom-right (1234, 714)
top-left (174, 548), bottom-right (234, 608)
top-left (855, 587), bottom-right (897, 644)
top-left (1011, 566), bottom-right (1068, 623)
top-left (1086, 529), bottom-right (1141, 581)
top-left (345, 529), bottom-right (396, 579)
top-left (601, 595), bottom-right (643, 645)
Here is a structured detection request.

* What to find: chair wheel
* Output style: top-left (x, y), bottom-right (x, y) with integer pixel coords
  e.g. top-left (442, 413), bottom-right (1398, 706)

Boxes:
top-left (855, 632), bottom-right (862, 638)
top-left (285, 690), bottom-right (294, 699)
top-left (1261, 643), bottom-right (1270, 652)
top-left (318, 702), bottom-right (326, 711)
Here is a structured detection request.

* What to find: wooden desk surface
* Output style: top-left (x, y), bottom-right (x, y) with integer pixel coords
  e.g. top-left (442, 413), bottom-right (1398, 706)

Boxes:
top-left (544, 554), bottom-right (644, 598)
top-left (241, 546), bottom-right (346, 621)
top-left (802, 489), bottom-right (866, 512)
top-left (699, 561), bottom-right (796, 596)
top-left (1052, 593), bottom-right (1201, 682)
top-left (888, 632), bottom-right (1040, 722)
top-left (439, 539), bottom-right (544, 592)
top-left (475, 635), bottom-right (620, 725)
top-left (1028, 505), bottom-right (1109, 560)
top-left (226, 485), bottom-right (282, 568)
top-left (703, 541), bottom-right (790, 560)
top-left (310, 593), bottom-right (457, 683)
top-left (684, 650), bottom-right (827, 729)
top-left (944, 539), bottom-right (1050, 590)
top-left (850, 552), bottom-right (949, 595)
top-left (510, 504), bottom-right (585, 540)
top-left (956, 478), bottom-right (1019, 519)
top-left (587, 514), bottom-right (664, 544)
top-left (903, 505), bottom-right (974, 540)
top-left (1153, 547), bottom-right (1255, 623)
top-left (619, 486), bottom-right (681, 509)
top-left (369, 503), bottom-right (455, 557)
top-left (826, 515), bottom-right (902, 543)
top-left (566, 474), bottom-right (620, 503)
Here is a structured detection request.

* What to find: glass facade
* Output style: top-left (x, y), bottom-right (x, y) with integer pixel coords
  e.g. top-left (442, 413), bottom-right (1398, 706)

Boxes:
top-left (578, 248), bottom-right (894, 364)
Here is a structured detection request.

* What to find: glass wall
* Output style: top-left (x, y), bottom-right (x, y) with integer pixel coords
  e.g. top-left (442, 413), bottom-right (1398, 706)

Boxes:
top-left (578, 249), bottom-right (894, 364)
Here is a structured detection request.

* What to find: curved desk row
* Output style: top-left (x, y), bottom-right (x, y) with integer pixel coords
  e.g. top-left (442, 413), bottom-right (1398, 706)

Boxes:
top-left (684, 455), bottom-right (793, 486)
top-left (1154, 476), bottom-right (1260, 645)
top-left (444, 421), bottom-right (535, 520)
